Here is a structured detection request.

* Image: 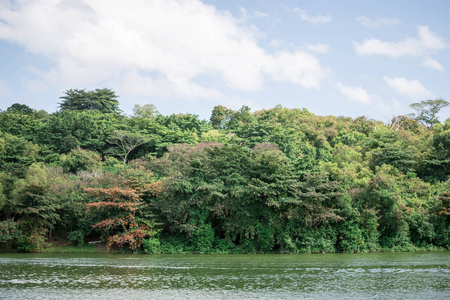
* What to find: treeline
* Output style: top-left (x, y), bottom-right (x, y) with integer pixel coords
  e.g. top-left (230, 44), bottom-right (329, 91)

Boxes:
top-left (0, 89), bottom-right (449, 253)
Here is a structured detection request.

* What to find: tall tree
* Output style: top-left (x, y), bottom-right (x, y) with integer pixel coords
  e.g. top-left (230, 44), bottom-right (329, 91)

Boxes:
top-left (410, 99), bottom-right (449, 129)
top-left (59, 88), bottom-right (121, 114)
top-left (132, 104), bottom-right (160, 118)
top-left (106, 130), bottom-right (149, 164)
top-left (84, 186), bottom-right (157, 251)
top-left (38, 110), bottom-right (119, 154)
top-left (210, 105), bottom-right (235, 129)
top-left (6, 103), bottom-right (34, 115)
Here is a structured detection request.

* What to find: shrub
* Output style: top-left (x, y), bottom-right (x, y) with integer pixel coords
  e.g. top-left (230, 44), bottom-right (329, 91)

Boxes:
top-left (60, 148), bottom-right (101, 173)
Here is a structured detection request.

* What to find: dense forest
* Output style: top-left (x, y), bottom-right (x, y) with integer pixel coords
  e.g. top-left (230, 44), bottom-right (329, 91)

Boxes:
top-left (0, 88), bottom-right (449, 253)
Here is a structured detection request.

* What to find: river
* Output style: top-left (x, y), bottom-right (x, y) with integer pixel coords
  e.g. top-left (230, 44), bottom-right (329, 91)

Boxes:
top-left (0, 252), bottom-right (448, 299)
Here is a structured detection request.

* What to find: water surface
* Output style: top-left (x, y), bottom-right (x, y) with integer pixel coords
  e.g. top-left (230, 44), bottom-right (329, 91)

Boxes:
top-left (0, 252), bottom-right (448, 299)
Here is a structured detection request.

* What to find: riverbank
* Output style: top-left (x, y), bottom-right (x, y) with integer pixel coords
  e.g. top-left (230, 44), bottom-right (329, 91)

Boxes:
top-left (3, 239), bottom-right (446, 255)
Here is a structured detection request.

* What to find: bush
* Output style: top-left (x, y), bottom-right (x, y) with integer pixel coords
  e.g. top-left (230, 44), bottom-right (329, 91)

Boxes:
top-left (297, 227), bottom-right (337, 253)
top-left (159, 236), bottom-right (191, 254)
top-left (0, 219), bottom-right (23, 249)
top-left (239, 239), bottom-right (256, 253)
top-left (68, 230), bottom-right (85, 246)
top-left (191, 224), bottom-right (215, 253)
top-left (142, 237), bottom-right (161, 254)
top-left (212, 238), bottom-right (235, 253)
top-left (256, 223), bottom-right (274, 253)
top-left (60, 148), bottom-right (101, 173)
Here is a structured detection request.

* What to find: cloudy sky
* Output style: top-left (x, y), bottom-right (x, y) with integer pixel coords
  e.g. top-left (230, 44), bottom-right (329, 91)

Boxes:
top-left (0, 0), bottom-right (449, 122)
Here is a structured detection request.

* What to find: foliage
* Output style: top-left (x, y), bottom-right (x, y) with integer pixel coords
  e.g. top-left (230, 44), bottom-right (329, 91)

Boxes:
top-left (410, 99), bottom-right (449, 129)
top-left (84, 186), bottom-right (158, 251)
top-left (0, 219), bottom-right (23, 248)
top-left (38, 110), bottom-right (120, 154)
top-left (1, 91), bottom-right (449, 253)
top-left (133, 104), bottom-right (160, 119)
top-left (106, 130), bottom-right (149, 164)
top-left (59, 88), bottom-right (121, 114)
top-left (6, 103), bottom-right (34, 115)
top-left (210, 105), bottom-right (235, 129)
top-left (60, 148), bottom-right (101, 173)
top-left (0, 132), bottom-right (40, 177)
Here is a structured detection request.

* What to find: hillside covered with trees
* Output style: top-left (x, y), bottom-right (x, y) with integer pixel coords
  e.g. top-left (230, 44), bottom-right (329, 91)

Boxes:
top-left (0, 89), bottom-right (449, 253)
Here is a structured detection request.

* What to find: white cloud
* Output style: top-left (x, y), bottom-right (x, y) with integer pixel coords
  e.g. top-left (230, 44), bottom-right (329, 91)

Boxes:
top-left (336, 82), bottom-right (372, 104)
top-left (356, 16), bottom-right (399, 27)
top-left (294, 8), bottom-right (332, 25)
top-left (0, 0), bottom-right (326, 99)
top-left (269, 39), bottom-right (284, 47)
top-left (239, 6), bottom-right (267, 21)
top-left (354, 26), bottom-right (446, 58)
top-left (306, 43), bottom-right (330, 53)
top-left (238, 6), bottom-right (267, 23)
top-left (421, 56), bottom-right (444, 70)
top-left (264, 51), bottom-right (325, 89)
top-left (383, 76), bottom-right (433, 99)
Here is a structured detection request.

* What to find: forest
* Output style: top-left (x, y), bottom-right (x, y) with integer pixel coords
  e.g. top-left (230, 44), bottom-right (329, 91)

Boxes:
top-left (0, 88), bottom-right (449, 254)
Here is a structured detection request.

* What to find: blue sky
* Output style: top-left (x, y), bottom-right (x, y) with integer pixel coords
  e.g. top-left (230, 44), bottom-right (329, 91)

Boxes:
top-left (0, 0), bottom-right (449, 122)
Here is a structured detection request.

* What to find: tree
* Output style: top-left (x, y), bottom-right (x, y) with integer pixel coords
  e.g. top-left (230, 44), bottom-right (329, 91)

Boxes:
top-left (84, 186), bottom-right (157, 251)
top-left (421, 129), bottom-right (450, 181)
top-left (59, 88), bottom-right (121, 114)
top-left (132, 104), bottom-right (160, 118)
top-left (106, 130), bottom-right (149, 164)
top-left (38, 110), bottom-right (119, 154)
top-left (229, 105), bottom-right (254, 129)
top-left (410, 99), bottom-right (449, 129)
top-left (12, 164), bottom-right (60, 251)
top-left (0, 109), bottom-right (40, 140)
top-left (6, 103), bottom-right (33, 115)
top-left (369, 144), bottom-right (417, 174)
top-left (388, 115), bottom-right (419, 132)
top-left (210, 105), bottom-right (235, 129)
top-left (60, 148), bottom-right (101, 173)
top-left (290, 174), bottom-right (344, 228)
top-left (0, 132), bottom-right (40, 177)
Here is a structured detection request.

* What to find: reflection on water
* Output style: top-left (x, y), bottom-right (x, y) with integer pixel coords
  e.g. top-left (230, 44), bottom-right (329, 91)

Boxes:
top-left (0, 252), bottom-right (449, 299)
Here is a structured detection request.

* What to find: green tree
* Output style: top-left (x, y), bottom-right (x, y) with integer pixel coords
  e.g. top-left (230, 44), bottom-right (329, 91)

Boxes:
top-left (0, 110), bottom-right (40, 140)
top-left (133, 104), bottom-right (160, 118)
top-left (290, 174), bottom-right (344, 228)
top-left (421, 129), bottom-right (450, 181)
top-left (210, 105), bottom-right (235, 129)
top-left (229, 105), bottom-right (253, 129)
top-left (60, 148), bottom-right (102, 173)
top-left (6, 103), bottom-right (34, 115)
top-left (410, 99), bottom-right (449, 129)
top-left (369, 144), bottom-right (417, 174)
top-left (106, 130), bottom-right (149, 164)
top-left (12, 164), bottom-right (61, 251)
top-left (59, 88), bottom-right (121, 114)
top-left (0, 132), bottom-right (40, 177)
top-left (38, 110), bottom-right (120, 154)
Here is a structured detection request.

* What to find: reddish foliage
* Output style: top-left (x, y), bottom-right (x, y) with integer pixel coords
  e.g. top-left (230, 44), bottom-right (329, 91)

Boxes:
top-left (144, 180), bottom-right (166, 197)
top-left (83, 186), bottom-right (156, 250)
top-left (438, 192), bottom-right (450, 216)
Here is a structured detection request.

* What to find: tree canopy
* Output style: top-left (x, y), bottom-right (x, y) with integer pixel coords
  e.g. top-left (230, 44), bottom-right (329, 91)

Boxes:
top-left (0, 93), bottom-right (449, 254)
top-left (410, 99), bottom-right (449, 128)
top-left (58, 88), bottom-right (121, 114)
top-left (133, 104), bottom-right (160, 119)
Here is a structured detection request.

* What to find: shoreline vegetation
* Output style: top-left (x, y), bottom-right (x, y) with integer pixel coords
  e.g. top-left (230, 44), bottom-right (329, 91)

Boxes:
top-left (1, 89), bottom-right (449, 254)
top-left (1, 240), bottom-right (447, 255)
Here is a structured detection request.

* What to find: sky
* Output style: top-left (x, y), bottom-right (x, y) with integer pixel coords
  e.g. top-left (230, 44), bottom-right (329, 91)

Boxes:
top-left (0, 0), bottom-right (449, 122)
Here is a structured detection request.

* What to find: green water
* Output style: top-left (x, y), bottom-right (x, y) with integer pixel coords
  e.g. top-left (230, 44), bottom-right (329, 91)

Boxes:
top-left (0, 252), bottom-right (448, 299)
